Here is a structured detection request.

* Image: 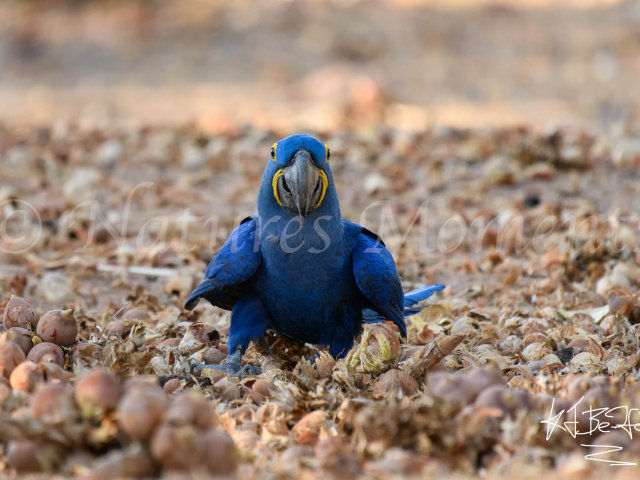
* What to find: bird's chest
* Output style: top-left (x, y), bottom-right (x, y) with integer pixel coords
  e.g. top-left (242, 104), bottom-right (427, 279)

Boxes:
top-left (253, 228), bottom-right (355, 340)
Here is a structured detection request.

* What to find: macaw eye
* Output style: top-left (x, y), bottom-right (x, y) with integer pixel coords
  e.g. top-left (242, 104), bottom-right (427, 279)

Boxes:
top-left (271, 143), bottom-right (277, 162)
top-left (271, 148), bottom-right (275, 159)
top-left (324, 144), bottom-right (330, 163)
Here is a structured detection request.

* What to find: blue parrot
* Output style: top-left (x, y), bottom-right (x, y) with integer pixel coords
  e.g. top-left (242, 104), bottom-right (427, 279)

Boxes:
top-left (186, 134), bottom-right (444, 376)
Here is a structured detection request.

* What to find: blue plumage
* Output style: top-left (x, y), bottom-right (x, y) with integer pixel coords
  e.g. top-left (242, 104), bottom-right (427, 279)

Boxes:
top-left (185, 133), bottom-right (444, 364)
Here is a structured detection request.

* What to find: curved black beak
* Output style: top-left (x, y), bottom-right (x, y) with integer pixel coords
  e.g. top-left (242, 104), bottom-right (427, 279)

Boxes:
top-left (278, 149), bottom-right (323, 224)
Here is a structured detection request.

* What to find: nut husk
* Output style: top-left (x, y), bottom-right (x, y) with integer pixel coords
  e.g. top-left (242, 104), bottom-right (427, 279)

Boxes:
top-left (346, 323), bottom-right (401, 374)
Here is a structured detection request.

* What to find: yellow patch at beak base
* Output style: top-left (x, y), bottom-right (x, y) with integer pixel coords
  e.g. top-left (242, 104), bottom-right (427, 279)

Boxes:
top-left (317, 170), bottom-right (328, 207)
top-left (272, 169), bottom-right (284, 206)
top-left (272, 169), bottom-right (328, 209)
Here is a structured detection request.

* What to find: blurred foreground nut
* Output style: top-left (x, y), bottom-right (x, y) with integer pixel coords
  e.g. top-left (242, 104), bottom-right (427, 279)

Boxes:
top-left (566, 375), bottom-right (596, 402)
top-left (151, 425), bottom-right (203, 470)
top-left (123, 376), bottom-right (159, 392)
top-left (31, 383), bottom-right (77, 420)
top-left (232, 404), bottom-right (258, 421)
top-left (91, 447), bottom-right (157, 480)
top-left (37, 309), bottom-right (78, 346)
top-left (7, 441), bottom-right (42, 473)
top-left (201, 430), bottom-right (238, 475)
top-left (1, 327), bottom-right (36, 356)
top-left (608, 293), bottom-right (635, 318)
top-left (3, 295), bottom-right (40, 330)
top-left (292, 410), bottom-right (327, 446)
top-left (250, 380), bottom-right (277, 403)
top-left (231, 430), bottom-right (262, 452)
top-left (75, 370), bottom-right (121, 418)
top-left (372, 369), bottom-right (419, 398)
top-left (464, 367), bottom-right (505, 397)
top-left (163, 378), bottom-right (181, 395)
top-left (591, 430), bottom-right (630, 450)
top-left (213, 377), bottom-right (240, 402)
top-left (533, 393), bottom-right (572, 419)
top-left (316, 436), bottom-right (358, 474)
top-left (10, 361), bottom-right (44, 392)
top-left (27, 342), bottom-right (64, 367)
top-left (256, 402), bottom-right (293, 424)
top-left (118, 382), bottom-right (167, 441)
top-left (202, 347), bottom-right (226, 365)
top-left (0, 381), bottom-right (11, 402)
top-left (474, 385), bottom-right (532, 418)
top-left (40, 362), bottom-right (70, 383)
top-left (427, 372), bottom-right (476, 411)
top-left (164, 391), bottom-right (215, 430)
top-left (0, 341), bottom-right (26, 377)
top-left (365, 448), bottom-right (430, 477)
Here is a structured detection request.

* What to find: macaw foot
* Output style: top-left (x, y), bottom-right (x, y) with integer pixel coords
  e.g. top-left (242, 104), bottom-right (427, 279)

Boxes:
top-left (309, 353), bottom-right (323, 364)
top-left (190, 350), bottom-right (261, 378)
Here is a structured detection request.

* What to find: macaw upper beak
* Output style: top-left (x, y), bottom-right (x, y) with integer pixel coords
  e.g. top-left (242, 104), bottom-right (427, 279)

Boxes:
top-left (276, 149), bottom-right (324, 224)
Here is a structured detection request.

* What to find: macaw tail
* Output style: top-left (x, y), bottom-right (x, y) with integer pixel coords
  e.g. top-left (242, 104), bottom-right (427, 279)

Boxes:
top-left (362, 283), bottom-right (445, 328)
top-left (402, 284), bottom-right (446, 315)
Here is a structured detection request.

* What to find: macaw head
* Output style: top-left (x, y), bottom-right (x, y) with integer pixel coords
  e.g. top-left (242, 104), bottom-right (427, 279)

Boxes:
top-left (258, 133), bottom-right (338, 225)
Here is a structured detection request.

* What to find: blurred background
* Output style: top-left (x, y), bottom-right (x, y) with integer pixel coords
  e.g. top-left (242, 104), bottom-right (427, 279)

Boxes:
top-left (2, 0), bottom-right (640, 134)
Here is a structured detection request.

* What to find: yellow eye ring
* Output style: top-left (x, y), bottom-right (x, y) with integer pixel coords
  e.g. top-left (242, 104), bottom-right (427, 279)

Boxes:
top-left (324, 144), bottom-right (330, 163)
top-left (272, 169), bottom-right (329, 208)
top-left (271, 143), bottom-right (277, 162)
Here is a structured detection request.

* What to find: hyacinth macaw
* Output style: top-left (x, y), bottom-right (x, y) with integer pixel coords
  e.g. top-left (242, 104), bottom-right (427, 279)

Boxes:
top-left (186, 133), bottom-right (444, 376)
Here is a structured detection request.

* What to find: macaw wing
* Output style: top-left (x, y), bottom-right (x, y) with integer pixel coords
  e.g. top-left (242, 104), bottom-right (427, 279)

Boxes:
top-left (185, 216), bottom-right (261, 311)
top-left (350, 226), bottom-right (406, 337)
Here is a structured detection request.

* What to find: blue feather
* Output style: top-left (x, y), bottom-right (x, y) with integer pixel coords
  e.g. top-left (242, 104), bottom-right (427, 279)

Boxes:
top-left (403, 284), bottom-right (445, 314)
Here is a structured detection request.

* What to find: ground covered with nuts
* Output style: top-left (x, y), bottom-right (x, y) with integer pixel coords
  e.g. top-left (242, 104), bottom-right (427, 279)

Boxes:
top-left (1, 120), bottom-right (640, 479)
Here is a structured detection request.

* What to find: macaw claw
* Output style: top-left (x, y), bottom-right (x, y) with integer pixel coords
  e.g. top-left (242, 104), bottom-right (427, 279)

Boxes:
top-left (190, 350), bottom-right (261, 378)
